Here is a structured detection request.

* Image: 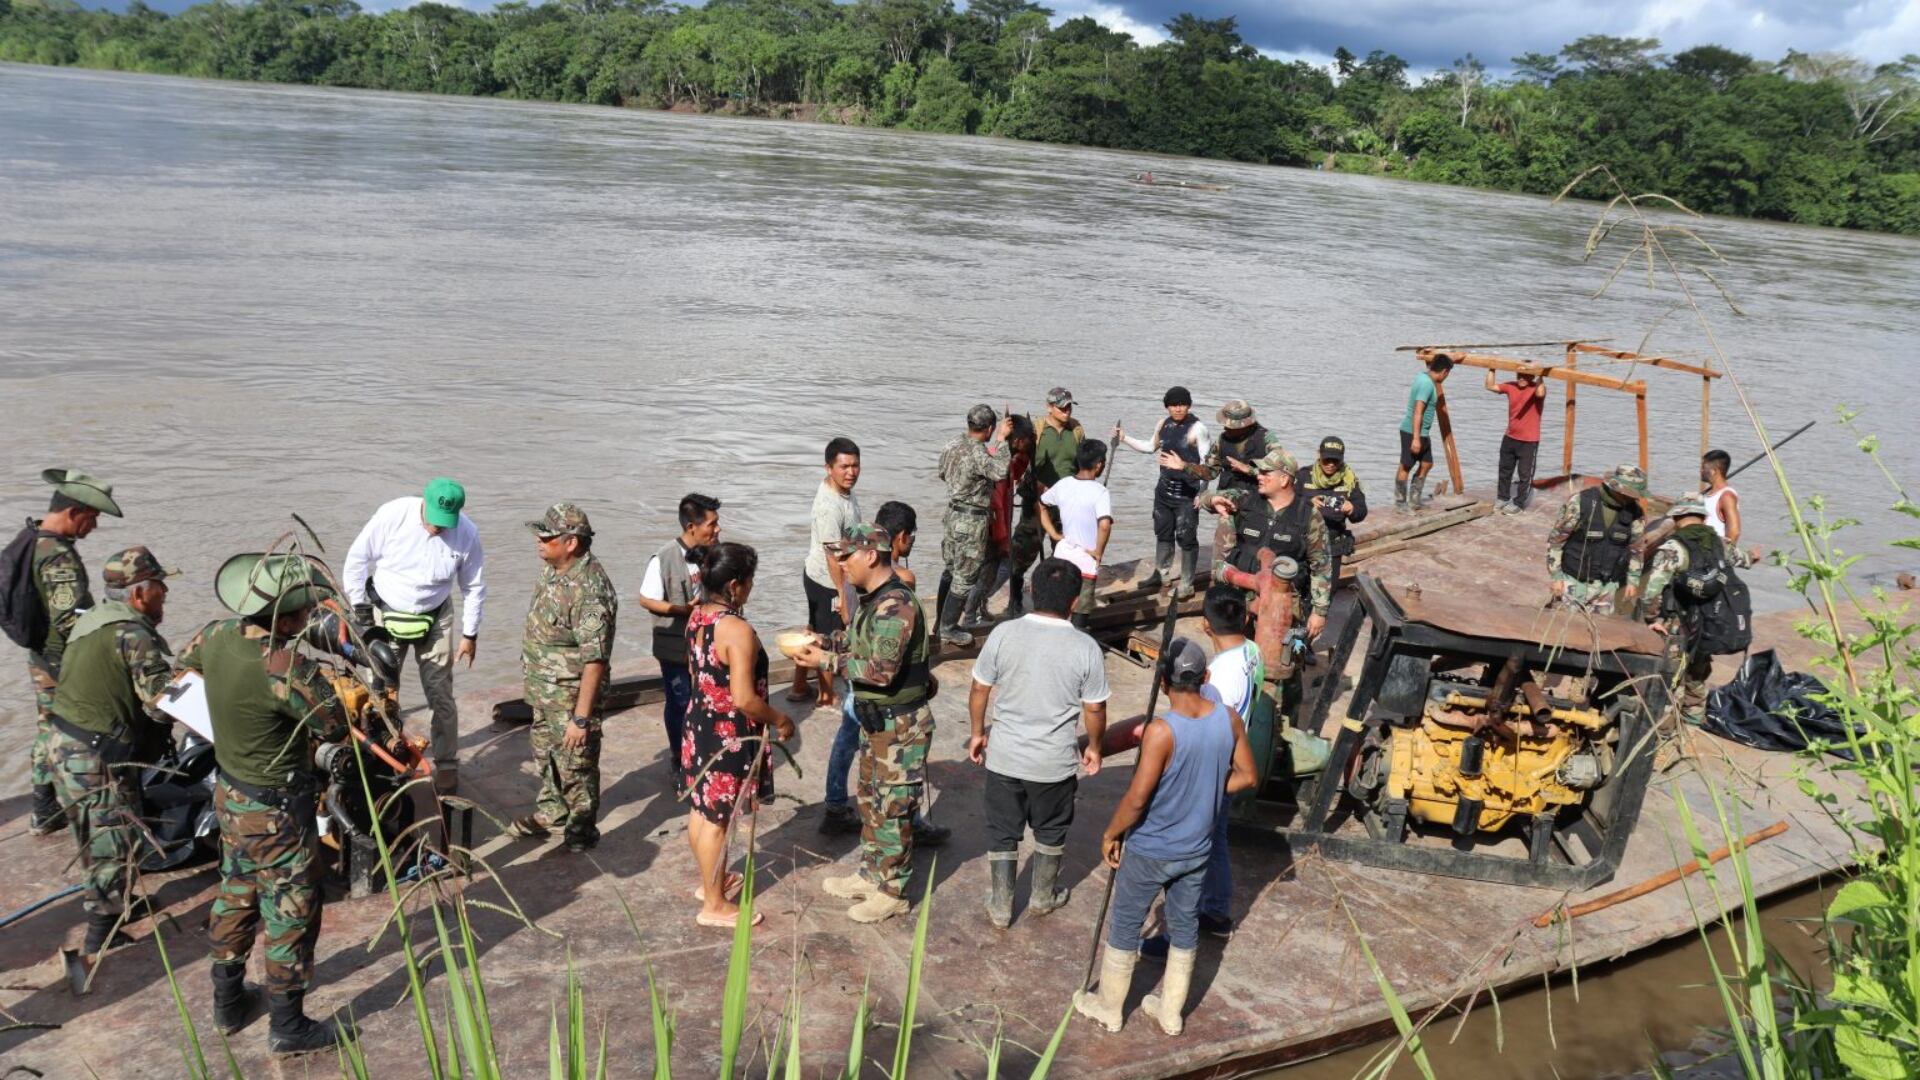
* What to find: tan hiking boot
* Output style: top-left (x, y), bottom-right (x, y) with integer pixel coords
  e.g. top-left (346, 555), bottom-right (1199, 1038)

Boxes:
top-left (1140, 946), bottom-right (1195, 1035)
top-left (846, 893), bottom-right (910, 923)
top-left (1073, 947), bottom-right (1138, 1033)
top-left (821, 874), bottom-right (876, 900)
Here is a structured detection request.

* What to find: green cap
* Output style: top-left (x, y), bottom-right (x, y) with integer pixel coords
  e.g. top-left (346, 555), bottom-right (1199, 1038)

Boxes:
top-left (825, 523), bottom-right (892, 558)
top-left (1251, 446), bottom-right (1299, 474)
top-left (526, 502), bottom-right (593, 539)
top-left (1604, 464), bottom-right (1650, 500)
top-left (422, 477), bottom-right (466, 529)
top-left (103, 546), bottom-right (177, 589)
top-left (1668, 494), bottom-right (1708, 521)
top-left (215, 553), bottom-right (333, 617)
top-left (42, 469), bottom-right (123, 518)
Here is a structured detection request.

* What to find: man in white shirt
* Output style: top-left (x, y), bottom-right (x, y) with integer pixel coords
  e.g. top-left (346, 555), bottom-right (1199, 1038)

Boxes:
top-left (343, 477), bottom-right (487, 793)
top-left (1039, 439), bottom-right (1113, 628)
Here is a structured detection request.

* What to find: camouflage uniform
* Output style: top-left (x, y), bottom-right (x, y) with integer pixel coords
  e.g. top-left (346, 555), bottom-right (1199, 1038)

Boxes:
top-left (1205, 489), bottom-right (1335, 620)
top-left (937, 430), bottom-right (1010, 601)
top-left (28, 530), bottom-right (93, 789)
top-left (179, 616), bottom-right (347, 996)
top-left (1547, 470), bottom-right (1648, 616)
top-left (48, 552), bottom-right (176, 916)
top-left (827, 530), bottom-right (937, 900)
top-left (1643, 514), bottom-right (1753, 726)
top-left (522, 504), bottom-right (618, 845)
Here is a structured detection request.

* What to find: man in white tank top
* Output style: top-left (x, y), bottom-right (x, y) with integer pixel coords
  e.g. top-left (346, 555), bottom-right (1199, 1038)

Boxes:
top-left (1701, 450), bottom-right (1742, 544)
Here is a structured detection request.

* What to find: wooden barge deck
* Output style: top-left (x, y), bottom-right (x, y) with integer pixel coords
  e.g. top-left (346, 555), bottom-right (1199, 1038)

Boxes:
top-left (0, 481), bottom-right (1874, 1078)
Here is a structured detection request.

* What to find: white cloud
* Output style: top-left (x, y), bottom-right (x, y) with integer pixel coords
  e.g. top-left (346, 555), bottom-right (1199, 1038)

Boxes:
top-left (1049, 0), bottom-right (1170, 45)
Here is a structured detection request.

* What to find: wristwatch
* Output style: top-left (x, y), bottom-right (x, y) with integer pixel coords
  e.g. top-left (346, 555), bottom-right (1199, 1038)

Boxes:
top-left (570, 713), bottom-right (593, 729)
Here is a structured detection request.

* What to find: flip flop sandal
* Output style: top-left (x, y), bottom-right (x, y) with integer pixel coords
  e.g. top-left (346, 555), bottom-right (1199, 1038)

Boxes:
top-left (696, 909), bottom-right (764, 929)
top-left (693, 872), bottom-right (745, 903)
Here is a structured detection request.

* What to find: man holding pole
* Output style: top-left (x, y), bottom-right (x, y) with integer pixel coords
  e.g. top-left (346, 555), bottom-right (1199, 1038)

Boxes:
top-left (1396, 353), bottom-right (1453, 512)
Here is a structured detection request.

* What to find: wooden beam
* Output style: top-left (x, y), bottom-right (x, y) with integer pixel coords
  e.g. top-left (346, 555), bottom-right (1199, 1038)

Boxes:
top-left (1436, 387), bottom-right (1464, 495)
top-left (1394, 339), bottom-right (1613, 352)
top-left (1571, 343), bottom-right (1720, 379)
top-left (1635, 392), bottom-right (1650, 476)
top-left (1414, 348), bottom-right (1645, 393)
top-left (1563, 343), bottom-right (1579, 478)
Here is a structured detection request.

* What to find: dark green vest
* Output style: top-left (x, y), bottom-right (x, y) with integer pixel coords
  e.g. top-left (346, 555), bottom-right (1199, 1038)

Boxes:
top-left (50, 602), bottom-right (149, 736)
top-left (201, 619), bottom-right (318, 788)
top-left (849, 579), bottom-right (933, 707)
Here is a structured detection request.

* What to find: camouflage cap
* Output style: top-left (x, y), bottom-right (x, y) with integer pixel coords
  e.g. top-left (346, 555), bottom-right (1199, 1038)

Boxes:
top-left (1604, 464), bottom-right (1650, 500)
top-left (966, 403), bottom-right (998, 431)
top-left (1251, 446), bottom-right (1299, 474)
top-left (526, 502), bottom-right (593, 539)
top-left (1045, 387), bottom-right (1075, 408)
top-left (42, 468), bottom-right (123, 518)
top-left (1667, 494), bottom-right (1708, 521)
top-left (1217, 399), bottom-right (1258, 427)
top-left (825, 522), bottom-right (892, 558)
top-left (103, 545), bottom-right (177, 589)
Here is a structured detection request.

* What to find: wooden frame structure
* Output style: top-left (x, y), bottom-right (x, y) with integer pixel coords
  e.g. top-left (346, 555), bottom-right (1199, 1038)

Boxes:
top-left (1399, 340), bottom-right (1722, 496)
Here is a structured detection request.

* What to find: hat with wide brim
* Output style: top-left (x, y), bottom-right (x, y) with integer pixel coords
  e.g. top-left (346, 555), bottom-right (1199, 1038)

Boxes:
top-left (42, 469), bottom-right (123, 518)
top-left (214, 553), bottom-right (335, 617)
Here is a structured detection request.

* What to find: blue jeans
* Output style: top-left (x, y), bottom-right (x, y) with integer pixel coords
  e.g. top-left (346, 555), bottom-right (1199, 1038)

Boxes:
top-left (1199, 809), bottom-right (1231, 920)
top-left (1107, 849), bottom-right (1210, 952)
top-left (660, 662), bottom-right (691, 778)
top-left (824, 693), bottom-right (861, 809)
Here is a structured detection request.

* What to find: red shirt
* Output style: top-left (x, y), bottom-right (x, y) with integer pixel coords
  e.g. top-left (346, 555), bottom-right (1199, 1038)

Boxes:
top-left (1497, 382), bottom-right (1544, 442)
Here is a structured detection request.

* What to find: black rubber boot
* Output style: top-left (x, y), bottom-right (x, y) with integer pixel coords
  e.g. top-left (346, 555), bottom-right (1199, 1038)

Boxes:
top-left (1173, 549), bottom-right (1198, 601)
top-left (937, 591), bottom-right (973, 648)
top-left (1144, 542), bottom-right (1174, 589)
top-left (211, 961), bottom-right (261, 1035)
top-left (82, 911), bottom-right (132, 955)
top-left (987, 853), bottom-right (1017, 929)
top-left (30, 783), bottom-right (66, 835)
top-left (1028, 845), bottom-right (1071, 915)
top-left (1006, 572), bottom-right (1026, 617)
top-left (267, 990), bottom-right (352, 1055)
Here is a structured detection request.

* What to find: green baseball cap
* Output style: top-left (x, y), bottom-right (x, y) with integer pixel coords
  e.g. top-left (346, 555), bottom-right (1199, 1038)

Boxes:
top-left (423, 477), bottom-right (466, 529)
top-left (103, 546), bottom-right (177, 589)
top-left (214, 553), bottom-right (333, 617)
top-left (526, 502), bottom-right (593, 539)
top-left (42, 468), bottom-right (123, 518)
top-left (1251, 446), bottom-right (1299, 474)
top-left (826, 523), bottom-right (892, 558)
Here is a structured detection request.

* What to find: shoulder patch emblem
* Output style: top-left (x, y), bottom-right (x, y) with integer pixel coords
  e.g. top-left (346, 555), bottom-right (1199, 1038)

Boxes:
top-left (50, 584), bottom-right (77, 610)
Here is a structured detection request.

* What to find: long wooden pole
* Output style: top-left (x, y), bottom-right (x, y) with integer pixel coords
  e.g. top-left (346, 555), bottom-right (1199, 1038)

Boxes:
top-left (1436, 388), bottom-right (1463, 495)
top-left (1700, 376), bottom-right (1712, 458)
top-left (1635, 391), bottom-right (1650, 476)
top-left (1562, 343), bottom-right (1579, 478)
top-left (1532, 821), bottom-right (1788, 928)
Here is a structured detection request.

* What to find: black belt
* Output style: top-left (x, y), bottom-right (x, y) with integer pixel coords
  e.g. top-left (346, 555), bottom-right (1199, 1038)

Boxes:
top-left (947, 502), bottom-right (990, 516)
top-left (48, 712), bottom-right (135, 764)
top-left (217, 769), bottom-right (314, 812)
top-left (851, 695), bottom-right (933, 721)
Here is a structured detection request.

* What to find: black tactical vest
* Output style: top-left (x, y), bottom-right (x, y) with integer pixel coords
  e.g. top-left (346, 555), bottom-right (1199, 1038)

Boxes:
top-left (1216, 425), bottom-right (1269, 494)
top-left (1562, 487), bottom-right (1641, 585)
top-left (1227, 494), bottom-right (1313, 584)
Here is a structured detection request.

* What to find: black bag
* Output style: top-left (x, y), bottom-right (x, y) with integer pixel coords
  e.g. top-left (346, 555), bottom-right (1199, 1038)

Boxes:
top-left (1677, 532), bottom-right (1752, 658)
top-left (0, 522), bottom-right (50, 652)
top-left (1703, 650), bottom-right (1860, 759)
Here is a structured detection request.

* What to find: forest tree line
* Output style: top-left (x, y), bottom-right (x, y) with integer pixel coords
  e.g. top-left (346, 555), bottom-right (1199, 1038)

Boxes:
top-left (4, 0), bottom-right (1918, 233)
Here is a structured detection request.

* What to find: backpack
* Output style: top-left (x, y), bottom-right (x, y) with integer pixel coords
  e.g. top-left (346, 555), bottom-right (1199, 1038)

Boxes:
top-left (1, 522), bottom-right (51, 652)
top-left (1674, 532), bottom-right (1752, 658)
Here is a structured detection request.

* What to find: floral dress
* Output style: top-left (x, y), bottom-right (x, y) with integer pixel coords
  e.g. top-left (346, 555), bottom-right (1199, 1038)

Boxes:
top-left (682, 606), bottom-right (774, 826)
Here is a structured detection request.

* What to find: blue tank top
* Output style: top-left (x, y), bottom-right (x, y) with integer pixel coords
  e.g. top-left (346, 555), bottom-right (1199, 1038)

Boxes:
top-left (1127, 699), bottom-right (1235, 862)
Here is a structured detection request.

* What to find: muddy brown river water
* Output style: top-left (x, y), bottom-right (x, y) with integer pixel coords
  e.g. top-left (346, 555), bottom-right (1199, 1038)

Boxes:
top-left (0, 63), bottom-right (1908, 1075)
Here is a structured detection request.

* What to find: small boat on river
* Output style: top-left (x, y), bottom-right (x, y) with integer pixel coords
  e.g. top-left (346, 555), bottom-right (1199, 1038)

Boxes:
top-left (1130, 171), bottom-right (1230, 192)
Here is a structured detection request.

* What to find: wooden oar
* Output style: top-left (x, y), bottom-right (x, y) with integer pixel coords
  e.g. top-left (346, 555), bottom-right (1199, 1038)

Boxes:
top-left (1532, 820), bottom-right (1788, 928)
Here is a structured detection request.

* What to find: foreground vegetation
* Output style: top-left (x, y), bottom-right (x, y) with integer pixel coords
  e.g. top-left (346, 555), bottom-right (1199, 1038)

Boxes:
top-left (3, 0), bottom-right (1918, 234)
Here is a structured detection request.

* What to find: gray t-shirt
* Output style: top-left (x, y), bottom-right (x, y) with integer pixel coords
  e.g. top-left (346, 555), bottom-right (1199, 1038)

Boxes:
top-left (972, 614), bottom-right (1112, 783)
top-left (804, 479), bottom-right (861, 589)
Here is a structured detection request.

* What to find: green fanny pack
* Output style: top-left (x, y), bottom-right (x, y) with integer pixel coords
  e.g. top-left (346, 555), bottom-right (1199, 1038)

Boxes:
top-left (380, 609), bottom-right (436, 641)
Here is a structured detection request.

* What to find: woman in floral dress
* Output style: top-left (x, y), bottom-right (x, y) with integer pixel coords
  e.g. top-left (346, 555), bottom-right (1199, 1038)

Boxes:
top-left (683, 542), bottom-right (795, 928)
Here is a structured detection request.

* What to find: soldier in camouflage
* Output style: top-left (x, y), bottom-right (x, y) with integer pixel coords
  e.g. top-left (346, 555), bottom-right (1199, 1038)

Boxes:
top-left (511, 503), bottom-right (618, 853)
top-left (1199, 446), bottom-right (1334, 636)
top-left (17, 469), bottom-right (122, 835)
top-left (797, 524), bottom-right (938, 924)
top-left (936, 405), bottom-right (1014, 646)
top-left (47, 546), bottom-right (175, 962)
top-left (182, 551), bottom-right (353, 1054)
top-left (1547, 465), bottom-right (1649, 616)
top-left (1642, 495), bottom-right (1758, 727)
top-left (1012, 387), bottom-right (1084, 615)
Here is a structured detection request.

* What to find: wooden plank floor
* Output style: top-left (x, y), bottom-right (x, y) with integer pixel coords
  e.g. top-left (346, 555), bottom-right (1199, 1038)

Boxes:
top-left (0, 488), bottom-right (1877, 1078)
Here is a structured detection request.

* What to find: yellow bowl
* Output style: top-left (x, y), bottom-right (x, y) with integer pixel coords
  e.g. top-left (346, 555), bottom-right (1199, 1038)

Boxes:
top-left (774, 628), bottom-right (817, 660)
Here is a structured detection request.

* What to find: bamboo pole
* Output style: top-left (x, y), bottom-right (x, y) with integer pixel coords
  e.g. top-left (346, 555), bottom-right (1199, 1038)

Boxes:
top-left (1436, 387), bottom-right (1464, 495)
top-left (1562, 343), bottom-right (1579, 477)
top-left (1636, 391), bottom-right (1650, 475)
top-left (1532, 821), bottom-right (1788, 927)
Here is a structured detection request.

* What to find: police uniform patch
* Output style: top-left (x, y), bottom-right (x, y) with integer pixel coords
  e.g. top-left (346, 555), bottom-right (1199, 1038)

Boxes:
top-left (50, 583), bottom-right (77, 609)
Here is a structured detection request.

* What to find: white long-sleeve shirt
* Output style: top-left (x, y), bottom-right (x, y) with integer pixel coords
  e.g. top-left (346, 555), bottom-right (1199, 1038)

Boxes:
top-left (1119, 418), bottom-right (1211, 461)
top-left (342, 496), bottom-right (487, 637)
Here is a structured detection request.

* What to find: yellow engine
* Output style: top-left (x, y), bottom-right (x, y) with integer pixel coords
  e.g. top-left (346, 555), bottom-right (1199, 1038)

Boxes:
top-left (1385, 680), bottom-right (1613, 834)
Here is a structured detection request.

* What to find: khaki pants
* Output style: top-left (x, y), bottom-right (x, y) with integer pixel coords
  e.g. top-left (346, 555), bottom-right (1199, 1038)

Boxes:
top-left (377, 600), bottom-right (459, 766)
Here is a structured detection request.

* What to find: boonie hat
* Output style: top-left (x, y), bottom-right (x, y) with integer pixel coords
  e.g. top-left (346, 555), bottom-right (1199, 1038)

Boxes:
top-left (103, 546), bottom-right (177, 590)
top-left (1667, 494), bottom-right (1708, 521)
top-left (1217, 399), bottom-right (1257, 427)
top-left (1159, 636), bottom-right (1208, 689)
top-left (1318, 436), bottom-right (1346, 462)
top-left (527, 502), bottom-right (594, 539)
top-left (1604, 464), bottom-right (1650, 500)
top-left (42, 469), bottom-right (123, 518)
top-left (1251, 446), bottom-right (1299, 475)
top-left (215, 553), bottom-right (333, 617)
top-left (826, 523), bottom-right (892, 559)
top-left (1046, 387), bottom-right (1075, 409)
top-left (422, 477), bottom-right (466, 529)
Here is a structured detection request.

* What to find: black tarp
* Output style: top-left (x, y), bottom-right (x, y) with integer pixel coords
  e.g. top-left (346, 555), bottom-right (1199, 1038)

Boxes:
top-left (1704, 649), bottom-right (1862, 759)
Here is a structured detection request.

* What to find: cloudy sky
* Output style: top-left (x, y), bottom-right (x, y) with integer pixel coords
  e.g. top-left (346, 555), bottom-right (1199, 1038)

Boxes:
top-left (1052, 0), bottom-right (1920, 67)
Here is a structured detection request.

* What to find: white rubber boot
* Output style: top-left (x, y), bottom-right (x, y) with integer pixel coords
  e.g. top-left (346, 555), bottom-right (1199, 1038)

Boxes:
top-left (1072, 947), bottom-right (1138, 1033)
top-left (1140, 946), bottom-right (1196, 1036)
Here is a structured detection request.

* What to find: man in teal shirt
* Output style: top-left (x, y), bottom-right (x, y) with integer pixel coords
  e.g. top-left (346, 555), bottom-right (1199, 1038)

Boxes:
top-left (1396, 353), bottom-right (1453, 511)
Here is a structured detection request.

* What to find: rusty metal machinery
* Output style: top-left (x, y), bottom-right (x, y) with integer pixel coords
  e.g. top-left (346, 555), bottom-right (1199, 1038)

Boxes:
top-left (1282, 574), bottom-right (1674, 890)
